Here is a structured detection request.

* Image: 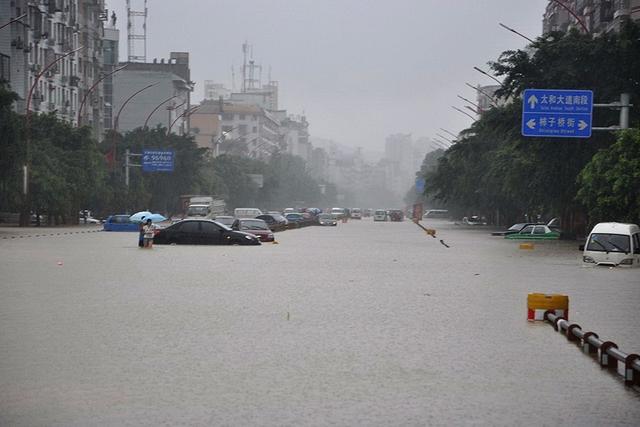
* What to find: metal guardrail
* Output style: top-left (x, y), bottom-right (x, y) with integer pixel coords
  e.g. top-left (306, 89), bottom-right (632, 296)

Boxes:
top-left (544, 310), bottom-right (640, 386)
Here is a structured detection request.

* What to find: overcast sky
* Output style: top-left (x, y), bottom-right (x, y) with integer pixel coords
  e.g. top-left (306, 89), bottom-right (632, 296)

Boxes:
top-left (107, 0), bottom-right (549, 151)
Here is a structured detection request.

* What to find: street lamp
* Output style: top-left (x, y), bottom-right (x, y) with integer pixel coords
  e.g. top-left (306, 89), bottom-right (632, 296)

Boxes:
top-left (473, 66), bottom-right (503, 86)
top-left (550, 0), bottom-right (590, 34)
top-left (440, 128), bottom-right (458, 140)
top-left (109, 82), bottom-right (157, 169)
top-left (213, 125), bottom-right (239, 156)
top-left (168, 105), bottom-right (200, 136)
top-left (0, 13), bottom-right (26, 31)
top-left (465, 83), bottom-right (500, 108)
top-left (457, 94), bottom-right (483, 113)
top-left (20, 45), bottom-right (84, 226)
top-left (498, 22), bottom-right (534, 43)
top-left (77, 64), bottom-right (128, 126)
top-left (436, 133), bottom-right (453, 144)
top-left (144, 95), bottom-right (179, 129)
top-left (451, 106), bottom-right (476, 121)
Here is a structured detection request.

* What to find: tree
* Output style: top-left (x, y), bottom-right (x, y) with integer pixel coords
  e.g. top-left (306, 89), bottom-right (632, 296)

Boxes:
top-left (577, 129), bottom-right (640, 224)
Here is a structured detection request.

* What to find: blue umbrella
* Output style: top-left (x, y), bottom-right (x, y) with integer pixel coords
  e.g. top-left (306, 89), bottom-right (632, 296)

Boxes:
top-left (129, 211), bottom-right (153, 223)
top-left (145, 213), bottom-right (167, 223)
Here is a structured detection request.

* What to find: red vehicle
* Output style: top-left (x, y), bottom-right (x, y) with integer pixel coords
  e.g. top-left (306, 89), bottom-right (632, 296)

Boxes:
top-left (389, 210), bottom-right (404, 222)
top-left (231, 218), bottom-right (275, 242)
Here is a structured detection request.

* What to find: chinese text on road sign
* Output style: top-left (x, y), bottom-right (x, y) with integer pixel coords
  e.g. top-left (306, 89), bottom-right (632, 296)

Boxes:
top-left (521, 89), bottom-right (593, 138)
top-left (142, 150), bottom-right (174, 172)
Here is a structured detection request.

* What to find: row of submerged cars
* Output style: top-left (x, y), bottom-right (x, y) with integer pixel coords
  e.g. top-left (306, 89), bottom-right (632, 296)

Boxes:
top-left (102, 207), bottom-right (346, 246)
top-left (421, 210), bottom-right (640, 267)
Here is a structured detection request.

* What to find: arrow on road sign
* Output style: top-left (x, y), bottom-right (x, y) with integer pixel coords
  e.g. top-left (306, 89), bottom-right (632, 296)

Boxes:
top-left (528, 95), bottom-right (538, 109)
top-left (526, 118), bottom-right (537, 129)
top-left (578, 120), bottom-right (588, 131)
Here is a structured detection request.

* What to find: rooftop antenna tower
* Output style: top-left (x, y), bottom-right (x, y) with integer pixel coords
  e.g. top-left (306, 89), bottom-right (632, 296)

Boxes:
top-left (231, 65), bottom-right (236, 92)
top-left (127, 0), bottom-right (148, 62)
top-left (242, 41), bottom-right (262, 92)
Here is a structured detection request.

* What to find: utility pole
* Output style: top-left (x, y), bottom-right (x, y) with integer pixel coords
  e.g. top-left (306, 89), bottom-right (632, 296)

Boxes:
top-left (124, 149), bottom-right (142, 188)
top-left (592, 93), bottom-right (633, 131)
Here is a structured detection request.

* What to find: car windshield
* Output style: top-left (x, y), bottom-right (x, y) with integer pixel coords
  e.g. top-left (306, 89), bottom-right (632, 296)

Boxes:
top-left (319, 214), bottom-right (332, 220)
top-left (508, 223), bottom-right (526, 231)
top-left (241, 220), bottom-right (268, 230)
top-left (187, 206), bottom-right (209, 216)
top-left (587, 233), bottom-right (630, 253)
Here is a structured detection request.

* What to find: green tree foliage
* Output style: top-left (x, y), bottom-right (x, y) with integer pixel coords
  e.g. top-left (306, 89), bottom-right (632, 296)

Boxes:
top-left (577, 129), bottom-right (640, 224)
top-left (424, 22), bottom-right (640, 230)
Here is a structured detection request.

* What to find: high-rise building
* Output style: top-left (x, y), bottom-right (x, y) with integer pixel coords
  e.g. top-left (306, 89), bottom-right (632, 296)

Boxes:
top-left (102, 18), bottom-right (119, 132)
top-left (543, 0), bottom-right (640, 34)
top-left (0, 0), bottom-right (107, 138)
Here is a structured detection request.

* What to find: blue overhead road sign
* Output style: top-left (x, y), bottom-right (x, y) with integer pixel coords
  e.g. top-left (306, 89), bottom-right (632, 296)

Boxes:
top-left (521, 89), bottom-right (593, 138)
top-left (142, 149), bottom-right (174, 172)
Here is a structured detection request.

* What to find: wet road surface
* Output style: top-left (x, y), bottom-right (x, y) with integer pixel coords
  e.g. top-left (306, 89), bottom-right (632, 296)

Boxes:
top-left (1, 219), bottom-right (639, 426)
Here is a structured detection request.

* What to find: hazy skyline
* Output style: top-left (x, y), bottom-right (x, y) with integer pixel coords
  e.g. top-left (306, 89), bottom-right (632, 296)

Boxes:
top-left (107, 0), bottom-right (549, 151)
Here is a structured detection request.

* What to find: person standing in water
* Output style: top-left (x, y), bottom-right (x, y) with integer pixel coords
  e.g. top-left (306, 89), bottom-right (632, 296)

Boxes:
top-left (143, 219), bottom-right (155, 248)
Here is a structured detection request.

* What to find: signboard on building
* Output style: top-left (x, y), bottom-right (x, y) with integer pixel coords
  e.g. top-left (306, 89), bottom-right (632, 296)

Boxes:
top-left (142, 150), bottom-right (174, 172)
top-left (521, 89), bottom-right (593, 138)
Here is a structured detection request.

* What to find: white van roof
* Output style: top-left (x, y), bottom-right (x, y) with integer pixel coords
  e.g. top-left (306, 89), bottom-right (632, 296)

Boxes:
top-left (590, 222), bottom-right (640, 234)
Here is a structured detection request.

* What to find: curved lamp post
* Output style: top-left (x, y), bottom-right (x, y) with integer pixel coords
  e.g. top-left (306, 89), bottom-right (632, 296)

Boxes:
top-left (451, 105), bottom-right (476, 121)
top-left (109, 82), bottom-right (157, 168)
top-left (77, 64), bottom-right (128, 126)
top-left (168, 105), bottom-right (200, 136)
top-left (20, 45), bottom-right (84, 226)
top-left (551, 0), bottom-right (590, 34)
top-left (144, 95), bottom-right (178, 129)
top-left (0, 13), bottom-right (26, 31)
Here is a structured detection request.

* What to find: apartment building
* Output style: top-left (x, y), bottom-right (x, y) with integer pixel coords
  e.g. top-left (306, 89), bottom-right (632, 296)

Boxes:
top-left (543, 0), bottom-right (640, 34)
top-left (0, 0), bottom-right (106, 137)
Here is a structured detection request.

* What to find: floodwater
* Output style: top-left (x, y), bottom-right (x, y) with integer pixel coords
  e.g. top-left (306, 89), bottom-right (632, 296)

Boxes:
top-left (1, 220), bottom-right (639, 426)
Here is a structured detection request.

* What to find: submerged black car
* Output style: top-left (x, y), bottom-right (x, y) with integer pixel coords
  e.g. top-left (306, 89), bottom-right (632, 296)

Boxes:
top-left (154, 219), bottom-right (261, 245)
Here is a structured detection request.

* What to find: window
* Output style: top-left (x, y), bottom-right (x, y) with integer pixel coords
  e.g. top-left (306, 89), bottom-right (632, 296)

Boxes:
top-left (0, 54), bottom-right (10, 82)
top-left (201, 222), bottom-right (221, 234)
top-left (587, 233), bottom-right (631, 253)
top-left (239, 124), bottom-right (248, 135)
top-left (222, 113), bottom-right (234, 121)
top-left (179, 221), bottom-right (200, 233)
top-left (520, 226), bottom-right (535, 234)
top-left (252, 126), bottom-right (257, 133)
top-left (533, 226), bottom-right (546, 234)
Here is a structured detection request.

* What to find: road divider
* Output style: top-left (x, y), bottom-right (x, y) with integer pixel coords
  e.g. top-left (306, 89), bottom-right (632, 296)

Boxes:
top-left (544, 310), bottom-right (640, 387)
top-left (527, 293), bottom-right (568, 321)
top-left (1, 229), bottom-right (103, 240)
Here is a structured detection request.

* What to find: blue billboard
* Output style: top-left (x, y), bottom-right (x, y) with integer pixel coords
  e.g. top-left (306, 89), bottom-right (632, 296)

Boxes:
top-left (142, 150), bottom-right (174, 172)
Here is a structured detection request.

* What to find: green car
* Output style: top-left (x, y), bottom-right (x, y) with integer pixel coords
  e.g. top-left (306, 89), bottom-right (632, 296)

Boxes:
top-left (505, 224), bottom-right (560, 240)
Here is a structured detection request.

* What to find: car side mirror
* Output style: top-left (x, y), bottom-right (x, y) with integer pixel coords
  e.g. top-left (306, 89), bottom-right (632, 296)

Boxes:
top-left (578, 244), bottom-right (585, 251)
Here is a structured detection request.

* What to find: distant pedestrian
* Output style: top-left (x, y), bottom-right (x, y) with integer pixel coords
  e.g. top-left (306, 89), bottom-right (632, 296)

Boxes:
top-left (143, 219), bottom-right (154, 248)
top-left (138, 222), bottom-right (145, 248)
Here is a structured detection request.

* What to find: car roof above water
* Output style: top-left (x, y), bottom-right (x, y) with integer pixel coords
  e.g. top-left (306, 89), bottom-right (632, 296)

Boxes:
top-left (590, 222), bottom-right (640, 235)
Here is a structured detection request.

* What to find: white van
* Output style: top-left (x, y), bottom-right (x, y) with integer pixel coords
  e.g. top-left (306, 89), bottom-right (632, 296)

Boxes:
top-left (234, 208), bottom-right (263, 219)
top-left (583, 222), bottom-right (640, 267)
top-left (351, 208), bottom-right (362, 219)
top-left (373, 209), bottom-right (387, 222)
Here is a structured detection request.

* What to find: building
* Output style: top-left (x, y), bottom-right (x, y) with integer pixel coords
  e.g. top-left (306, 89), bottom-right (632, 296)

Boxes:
top-left (191, 99), bottom-right (283, 159)
top-left (203, 81), bottom-right (231, 101)
top-left (0, 0), bottom-right (107, 137)
top-left (102, 18), bottom-right (118, 132)
top-left (543, 0), bottom-right (640, 34)
top-left (112, 52), bottom-right (193, 134)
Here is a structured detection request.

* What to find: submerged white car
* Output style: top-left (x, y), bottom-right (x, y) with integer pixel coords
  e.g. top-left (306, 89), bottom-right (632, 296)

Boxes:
top-left (583, 222), bottom-right (640, 267)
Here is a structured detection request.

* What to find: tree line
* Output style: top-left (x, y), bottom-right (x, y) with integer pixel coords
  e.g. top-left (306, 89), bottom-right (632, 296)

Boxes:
top-left (418, 22), bottom-right (640, 235)
top-left (0, 84), bottom-right (335, 225)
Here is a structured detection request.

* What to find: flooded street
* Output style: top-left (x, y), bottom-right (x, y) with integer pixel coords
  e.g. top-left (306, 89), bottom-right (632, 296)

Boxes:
top-left (1, 220), bottom-right (639, 426)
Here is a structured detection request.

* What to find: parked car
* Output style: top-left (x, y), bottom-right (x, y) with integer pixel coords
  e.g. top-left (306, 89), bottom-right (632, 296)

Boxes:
top-left (582, 222), bottom-right (640, 267)
top-left (351, 208), bottom-right (362, 219)
top-left (213, 215), bottom-right (235, 227)
top-left (389, 210), bottom-right (404, 222)
top-left (422, 209), bottom-right (449, 220)
top-left (234, 208), bottom-right (263, 219)
top-left (318, 213), bottom-right (338, 226)
top-left (153, 219), bottom-right (261, 245)
top-left (231, 218), bottom-right (275, 242)
top-left (462, 216), bottom-right (487, 225)
top-left (364, 209), bottom-right (373, 217)
top-left (285, 213), bottom-right (305, 223)
top-left (491, 223), bottom-right (538, 236)
top-left (373, 209), bottom-right (387, 222)
top-left (330, 207), bottom-right (346, 219)
top-left (256, 213), bottom-right (288, 228)
top-left (103, 214), bottom-right (140, 232)
top-left (505, 224), bottom-right (560, 240)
